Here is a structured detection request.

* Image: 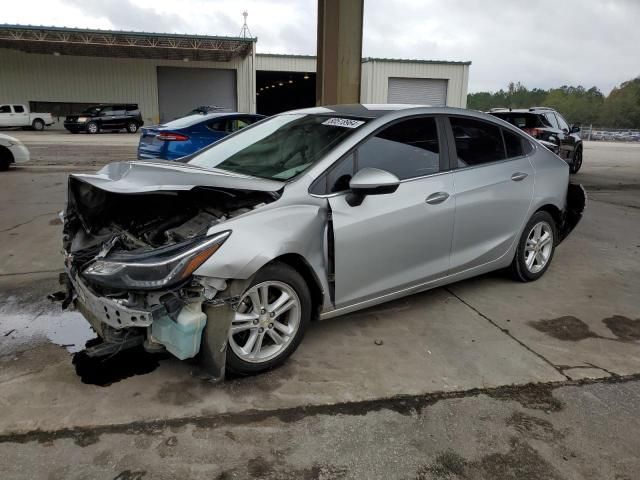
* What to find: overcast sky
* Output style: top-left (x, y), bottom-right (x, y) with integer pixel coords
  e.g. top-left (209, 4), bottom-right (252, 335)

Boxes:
top-left (4, 0), bottom-right (639, 94)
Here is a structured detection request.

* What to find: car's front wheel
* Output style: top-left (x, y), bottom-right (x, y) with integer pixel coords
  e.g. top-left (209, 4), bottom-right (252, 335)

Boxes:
top-left (86, 121), bottom-right (99, 134)
top-left (510, 211), bottom-right (557, 282)
top-left (226, 262), bottom-right (311, 375)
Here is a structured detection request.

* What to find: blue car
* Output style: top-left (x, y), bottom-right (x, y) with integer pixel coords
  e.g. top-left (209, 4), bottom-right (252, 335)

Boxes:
top-left (137, 112), bottom-right (265, 161)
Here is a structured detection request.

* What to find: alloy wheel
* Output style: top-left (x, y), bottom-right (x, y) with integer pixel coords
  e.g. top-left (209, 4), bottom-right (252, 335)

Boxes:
top-left (524, 221), bottom-right (553, 274)
top-left (228, 281), bottom-right (301, 363)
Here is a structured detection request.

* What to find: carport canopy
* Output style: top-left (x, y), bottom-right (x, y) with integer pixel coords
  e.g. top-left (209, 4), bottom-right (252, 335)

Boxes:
top-left (0, 24), bottom-right (255, 62)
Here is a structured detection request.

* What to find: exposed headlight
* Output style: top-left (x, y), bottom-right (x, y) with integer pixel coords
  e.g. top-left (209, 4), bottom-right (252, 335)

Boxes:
top-left (77, 117), bottom-right (88, 123)
top-left (82, 231), bottom-right (230, 290)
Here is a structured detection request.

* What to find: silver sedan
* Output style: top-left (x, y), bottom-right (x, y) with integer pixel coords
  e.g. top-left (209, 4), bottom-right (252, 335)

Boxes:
top-left (61, 105), bottom-right (585, 378)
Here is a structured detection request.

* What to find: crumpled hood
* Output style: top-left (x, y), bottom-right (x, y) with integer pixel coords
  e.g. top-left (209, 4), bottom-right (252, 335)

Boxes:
top-left (70, 160), bottom-right (285, 194)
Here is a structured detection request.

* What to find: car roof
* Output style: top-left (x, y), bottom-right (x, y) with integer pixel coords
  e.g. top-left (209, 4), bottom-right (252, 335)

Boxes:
top-left (158, 112), bottom-right (260, 129)
top-left (285, 103), bottom-right (505, 119)
top-left (490, 107), bottom-right (555, 114)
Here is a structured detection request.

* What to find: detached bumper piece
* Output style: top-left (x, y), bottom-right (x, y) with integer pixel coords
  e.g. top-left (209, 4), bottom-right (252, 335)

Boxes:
top-left (559, 183), bottom-right (586, 243)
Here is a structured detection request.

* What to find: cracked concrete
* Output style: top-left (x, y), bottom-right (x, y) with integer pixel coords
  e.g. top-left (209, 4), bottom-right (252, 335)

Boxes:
top-left (0, 139), bottom-right (638, 478)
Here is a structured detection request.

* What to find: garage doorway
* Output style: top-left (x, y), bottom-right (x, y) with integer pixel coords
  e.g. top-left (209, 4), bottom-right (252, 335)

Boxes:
top-left (387, 78), bottom-right (448, 106)
top-left (157, 67), bottom-right (237, 123)
top-left (256, 71), bottom-right (316, 116)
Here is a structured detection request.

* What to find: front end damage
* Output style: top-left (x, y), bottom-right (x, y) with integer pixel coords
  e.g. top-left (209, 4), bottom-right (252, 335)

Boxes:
top-left (59, 168), bottom-right (280, 380)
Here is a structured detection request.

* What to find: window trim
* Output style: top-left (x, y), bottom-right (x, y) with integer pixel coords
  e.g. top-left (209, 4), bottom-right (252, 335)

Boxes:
top-left (309, 113), bottom-right (450, 198)
top-left (444, 115), bottom-right (535, 173)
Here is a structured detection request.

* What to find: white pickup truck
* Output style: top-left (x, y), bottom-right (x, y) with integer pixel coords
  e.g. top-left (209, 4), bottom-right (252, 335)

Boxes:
top-left (0, 104), bottom-right (54, 131)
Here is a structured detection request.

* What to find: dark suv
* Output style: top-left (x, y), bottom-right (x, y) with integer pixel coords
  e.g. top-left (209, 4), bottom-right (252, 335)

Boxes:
top-left (64, 104), bottom-right (144, 134)
top-left (489, 107), bottom-right (583, 173)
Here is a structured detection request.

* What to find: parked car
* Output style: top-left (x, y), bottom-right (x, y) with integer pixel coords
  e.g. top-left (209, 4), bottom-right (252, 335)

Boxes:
top-left (0, 133), bottom-right (30, 170)
top-left (489, 107), bottom-right (583, 173)
top-left (64, 104), bottom-right (143, 134)
top-left (137, 112), bottom-right (265, 161)
top-left (59, 105), bottom-right (585, 377)
top-left (0, 104), bottom-right (53, 131)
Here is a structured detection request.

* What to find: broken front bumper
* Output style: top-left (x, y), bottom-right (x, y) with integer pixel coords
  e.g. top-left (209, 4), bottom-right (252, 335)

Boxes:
top-left (67, 271), bottom-right (159, 336)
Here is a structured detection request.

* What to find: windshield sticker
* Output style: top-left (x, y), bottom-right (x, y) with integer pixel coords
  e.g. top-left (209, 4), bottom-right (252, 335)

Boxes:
top-left (322, 117), bottom-right (365, 128)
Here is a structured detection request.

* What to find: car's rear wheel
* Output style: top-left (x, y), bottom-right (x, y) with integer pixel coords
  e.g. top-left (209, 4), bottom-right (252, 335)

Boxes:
top-left (570, 146), bottom-right (583, 174)
top-left (126, 122), bottom-right (139, 133)
top-left (86, 122), bottom-right (99, 134)
top-left (31, 119), bottom-right (45, 131)
top-left (226, 263), bottom-right (311, 375)
top-left (510, 211), bottom-right (556, 282)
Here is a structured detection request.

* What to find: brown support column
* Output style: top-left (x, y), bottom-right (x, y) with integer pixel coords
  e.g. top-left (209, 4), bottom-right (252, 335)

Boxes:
top-left (316, 0), bottom-right (364, 106)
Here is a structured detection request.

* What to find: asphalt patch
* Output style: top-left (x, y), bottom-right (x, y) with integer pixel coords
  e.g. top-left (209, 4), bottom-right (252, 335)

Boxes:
top-left (417, 439), bottom-right (562, 480)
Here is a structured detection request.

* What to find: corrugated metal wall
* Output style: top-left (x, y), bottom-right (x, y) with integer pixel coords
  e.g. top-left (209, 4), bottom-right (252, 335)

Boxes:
top-left (255, 54), bottom-right (316, 73)
top-left (0, 47), bottom-right (255, 125)
top-left (360, 60), bottom-right (470, 108)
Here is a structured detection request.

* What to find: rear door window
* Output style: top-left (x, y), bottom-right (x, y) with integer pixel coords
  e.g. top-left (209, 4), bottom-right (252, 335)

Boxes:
top-left (503, 129), bottom-right (524, 158)
top-left (450, 117), bottom-right (506, 167)
top-left (13, 105), bottom-right (25, 113)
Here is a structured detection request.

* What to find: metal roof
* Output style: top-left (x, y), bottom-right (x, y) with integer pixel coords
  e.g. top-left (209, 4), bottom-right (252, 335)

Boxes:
top-left (362, 57), bottom-right (472, 66)
top-left (0, 24), bottom-right (255, 62)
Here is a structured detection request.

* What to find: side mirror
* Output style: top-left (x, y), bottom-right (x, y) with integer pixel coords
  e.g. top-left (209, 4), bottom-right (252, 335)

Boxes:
top-left (570, 124), bottom-right (581, 134)
top-left (346, 167), bottom-right (400, 207)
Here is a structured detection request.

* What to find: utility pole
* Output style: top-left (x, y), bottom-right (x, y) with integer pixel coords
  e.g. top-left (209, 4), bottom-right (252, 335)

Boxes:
top-left (316, 0), bottom-right (364, 105)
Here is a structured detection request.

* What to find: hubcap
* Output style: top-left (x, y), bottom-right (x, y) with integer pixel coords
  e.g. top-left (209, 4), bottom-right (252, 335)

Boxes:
top-left (524, 221), bottom-right (553, 274)
top-left (228, 281), bottom-right (301, 363)
top-left (88, 124), bottom-right (97, 133)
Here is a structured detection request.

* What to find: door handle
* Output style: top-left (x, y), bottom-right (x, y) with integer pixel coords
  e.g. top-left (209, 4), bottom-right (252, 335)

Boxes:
top-left (425, 192), bottom-right (449, 205)
top-left (511, 172), bottom-right (528, 182)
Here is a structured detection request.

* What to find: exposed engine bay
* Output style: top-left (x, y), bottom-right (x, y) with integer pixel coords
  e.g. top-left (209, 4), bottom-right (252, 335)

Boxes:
top-left (64, 177), bottom-right (278, 276)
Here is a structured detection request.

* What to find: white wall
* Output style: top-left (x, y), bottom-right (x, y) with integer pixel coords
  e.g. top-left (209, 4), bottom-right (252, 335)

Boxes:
top-left (0, 47), bottom-right (256, 125)
top-left (360, 59), bottom-right (470, 108)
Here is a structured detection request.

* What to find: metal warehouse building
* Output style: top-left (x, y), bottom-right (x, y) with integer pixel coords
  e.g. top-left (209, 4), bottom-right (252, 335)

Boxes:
top-left (0, 24), bottom-right (470, 126)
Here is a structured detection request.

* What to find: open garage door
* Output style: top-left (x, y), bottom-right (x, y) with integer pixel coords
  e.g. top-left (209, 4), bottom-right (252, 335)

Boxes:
top-left (387, 78), bottom-right (448, 106)
top-left (157, 67), bottom-right (236, 123)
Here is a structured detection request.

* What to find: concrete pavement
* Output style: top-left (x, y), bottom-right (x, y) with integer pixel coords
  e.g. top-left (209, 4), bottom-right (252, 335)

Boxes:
top-left (0, 139), bottom-right (638, 479)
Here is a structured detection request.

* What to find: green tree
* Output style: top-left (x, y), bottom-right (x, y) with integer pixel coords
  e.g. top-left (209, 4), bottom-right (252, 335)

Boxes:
top-left (599, 78), bottom-right (640, 128)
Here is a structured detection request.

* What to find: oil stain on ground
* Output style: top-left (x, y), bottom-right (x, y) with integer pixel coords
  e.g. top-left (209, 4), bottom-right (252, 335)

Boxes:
top-left (72, 339), bottom-right (167, 387)
top-left (506, 411), bottom-right (565, 442)
top-left (530, 315), bottom-right (640, 343)
top-left (602, 315), bottom-right (640, 341)
top-left (529, 316), bottom-right (599, 341)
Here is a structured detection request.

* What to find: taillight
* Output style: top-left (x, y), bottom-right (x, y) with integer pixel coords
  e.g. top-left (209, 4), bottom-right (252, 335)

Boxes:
top-left (157, 132), bottom-right (189, 141)
top-left (523, 128), bottom-right (544, 139)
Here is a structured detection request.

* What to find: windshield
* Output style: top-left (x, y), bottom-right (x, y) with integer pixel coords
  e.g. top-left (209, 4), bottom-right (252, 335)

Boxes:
top-left (188, 114), bottom-right (367, 180)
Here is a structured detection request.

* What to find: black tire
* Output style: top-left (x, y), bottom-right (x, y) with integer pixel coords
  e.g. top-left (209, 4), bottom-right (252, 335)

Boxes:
top-left (126, 122), bottom-right (139, 133)
top-left (225, 262), bottom-right (311, 375)
top-left (0, 146), bottom-right (13, 171)
top-left (86, 121), bottom-right (100, 134)
top-left (31, 118), bottom-right (45, 131)
top-left (509, 211), bottom-right (557, 282)
top-left (570, 145), bottom-right (583, 174)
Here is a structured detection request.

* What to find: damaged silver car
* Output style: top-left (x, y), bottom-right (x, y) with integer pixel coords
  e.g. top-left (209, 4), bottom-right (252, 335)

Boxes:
top-left (60, 105), bottom-right (585, 378)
